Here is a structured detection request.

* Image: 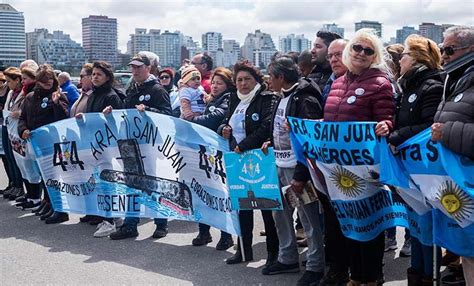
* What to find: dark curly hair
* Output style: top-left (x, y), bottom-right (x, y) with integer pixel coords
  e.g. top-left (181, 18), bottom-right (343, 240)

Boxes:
top-left (232, 60), bottom-right (264, 85)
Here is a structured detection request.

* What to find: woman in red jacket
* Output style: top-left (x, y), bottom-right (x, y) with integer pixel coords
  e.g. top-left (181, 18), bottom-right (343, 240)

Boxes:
top-left (324, 28), bottom-right (395, 286)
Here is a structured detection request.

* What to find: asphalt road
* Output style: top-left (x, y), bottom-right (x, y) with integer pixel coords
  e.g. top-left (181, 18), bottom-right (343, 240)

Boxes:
top-left (0, 161), bottom-right (410, 285)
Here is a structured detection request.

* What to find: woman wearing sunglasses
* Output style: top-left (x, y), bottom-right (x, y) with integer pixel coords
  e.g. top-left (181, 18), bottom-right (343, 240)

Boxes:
top-left (324, 28), bottom-right (395, 286)
top-left (158, 69), bottom-right (180, 117)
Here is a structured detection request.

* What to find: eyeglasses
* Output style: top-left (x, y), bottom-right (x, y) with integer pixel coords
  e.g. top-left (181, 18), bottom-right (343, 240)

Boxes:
top-left (440, 45), bottom-right (469, 56)
top-left (159, 75), bottom-right (170, 80)
top-left (191, 62), bottom-right (204, 65)
top-left (352, 44), bottom-right (375, 56)
top-left (326, 52), bottom-right (343, 61)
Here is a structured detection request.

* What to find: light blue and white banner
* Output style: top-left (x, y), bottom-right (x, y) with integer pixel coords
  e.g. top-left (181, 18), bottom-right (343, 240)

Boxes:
top-left (30, 109), bottom-right (241, 236)
top-left (3, 110), bottom-right (42, 183)
top-left (289, 118), bottom-right (409, 241)
top-left (382, 128), bottom-right (474, 257)
top-left (224, 148), bottom-right (282, 211)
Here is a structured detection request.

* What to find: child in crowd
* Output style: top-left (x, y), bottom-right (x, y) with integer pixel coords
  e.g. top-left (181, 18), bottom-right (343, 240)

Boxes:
top-left (178, 65), bottom-right (206, 120)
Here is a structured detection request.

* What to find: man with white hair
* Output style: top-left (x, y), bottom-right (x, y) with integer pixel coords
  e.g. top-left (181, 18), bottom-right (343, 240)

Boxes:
top-left (58, 72), bottom-right (80, 112)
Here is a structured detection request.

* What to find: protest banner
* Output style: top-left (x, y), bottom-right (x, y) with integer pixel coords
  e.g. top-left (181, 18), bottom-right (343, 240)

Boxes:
top-left (3, 110), bottom-right (42, 183)
top-left (289, 118), bottom-right (409, 241)
top-left (29, 109), bottom-right (241, 236)
top-left (224, 148), bottom-right (282, 211)
top-left (382, 128), bottom-right (474, 256)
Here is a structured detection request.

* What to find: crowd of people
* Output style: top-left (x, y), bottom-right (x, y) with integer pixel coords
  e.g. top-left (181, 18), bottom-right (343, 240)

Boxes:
top-left (0, 25), bottom-right (472, 286)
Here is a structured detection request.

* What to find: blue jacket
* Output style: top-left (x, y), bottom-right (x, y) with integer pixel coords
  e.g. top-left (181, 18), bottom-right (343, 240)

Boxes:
top-left (60, 80), bottom-right (80, 112)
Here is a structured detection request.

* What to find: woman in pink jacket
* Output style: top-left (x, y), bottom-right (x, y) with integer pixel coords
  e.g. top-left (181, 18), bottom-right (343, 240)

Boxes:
top-left (324, 28), bottom-right (395, 286)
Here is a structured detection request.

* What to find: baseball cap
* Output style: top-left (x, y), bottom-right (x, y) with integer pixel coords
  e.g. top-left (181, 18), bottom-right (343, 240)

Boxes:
top-left (128, 54), bottom-right (151, 66)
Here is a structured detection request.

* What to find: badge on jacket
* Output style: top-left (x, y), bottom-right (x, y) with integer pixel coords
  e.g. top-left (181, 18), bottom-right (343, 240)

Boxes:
top-left (139, 95), bottom-right (145, 102)
top-left (355, 88), bottom-right (365, 96)
top-left (209, 106), bottom-right (216, 112)
top-left (144, 94), bottom-right (151, 101)
top-left (408, 94), bottom-right (417, 103)
top-left (347, 96), bottom-right (356, 104)
top-left (251, 113), bottom-right (259, 121)
top-left (41, 97), bottom-right (48, 108)
top-left (454, 93), bottom-right (464, 102)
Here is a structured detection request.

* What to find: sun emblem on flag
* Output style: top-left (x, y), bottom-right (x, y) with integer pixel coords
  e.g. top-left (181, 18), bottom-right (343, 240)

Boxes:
top-left (437, 180), bottom-right (474, 224)
top-left (329, 166), bottom-right (365, 198)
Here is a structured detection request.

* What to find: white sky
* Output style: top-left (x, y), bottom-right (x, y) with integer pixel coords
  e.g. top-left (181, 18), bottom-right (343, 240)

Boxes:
top-left (5, 0), bottom-right (474, 52)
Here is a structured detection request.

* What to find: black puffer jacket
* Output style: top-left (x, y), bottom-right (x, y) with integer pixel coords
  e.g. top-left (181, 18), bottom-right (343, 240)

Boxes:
top-left (86, 84), bottom-right (123, 113)
top-left (270, 77), bottom-right (324, 182)
top-left (18, 87), bottom-right (69, 136)
top-left (307, 64), bottom-right (332, 92)
top-left (218, 86), bottom-right (277, 151)
top-left (125, 78), bottom-right (171, 115)
top-left (434, 54), bottom-right (474, 159)
top-left (388, 66), bottom-right (444, 146)
top-left (192, 90), bottom-right (231, 132)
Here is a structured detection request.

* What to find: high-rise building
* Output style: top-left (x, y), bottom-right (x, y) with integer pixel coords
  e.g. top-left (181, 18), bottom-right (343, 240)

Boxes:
top-left (0, 4), bottom-right (26, 67)
top-left (153, 30), bottom-right (181, 68)
top-left (322, 23), bottom-right (344, 37)
top-left (223, 39), bottom-right (241, 68)
top-left (82, 15), bottom-right (118, 67)
top-left (179, 33), bottom-right (200, 61)
top-left (26, 29), bottom-right (86, 73)
top-left (279, 34), bottom-right (311, 53)
top-left (355, 20), bottom-right (382, 38)
top-left (202, 32), bottom-right (223, 62)
top-left (395, 26), bottom-right (418, 44)
top-left (128, 28), bottom-right (152, 55)
top-left (419, 22), bottom-right (453, 44)
top-left (241, 29), bottom-right (277, 69)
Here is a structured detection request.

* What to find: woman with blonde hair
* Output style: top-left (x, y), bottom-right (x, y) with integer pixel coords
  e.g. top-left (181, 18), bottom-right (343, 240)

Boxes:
top-left (324, 28), bottom-right (395, 285)
top-left (388, 34), bottom-right (444, 285)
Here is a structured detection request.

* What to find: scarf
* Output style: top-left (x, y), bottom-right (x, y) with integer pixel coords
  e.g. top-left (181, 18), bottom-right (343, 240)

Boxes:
top-left (237, 83), bottom-right (261, 104)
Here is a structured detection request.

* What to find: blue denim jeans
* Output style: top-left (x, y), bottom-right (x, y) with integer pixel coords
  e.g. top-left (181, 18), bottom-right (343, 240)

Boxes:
top-left (123, 217), bottom-right (168, 231)
top-left (411, 236), bottom-right (441, 276)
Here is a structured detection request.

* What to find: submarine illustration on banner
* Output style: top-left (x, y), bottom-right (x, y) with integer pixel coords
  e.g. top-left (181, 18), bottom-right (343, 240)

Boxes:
top-left (238, 186), bottom-right (281, 210)
top-left (99, 138), bottom-right (193, 216)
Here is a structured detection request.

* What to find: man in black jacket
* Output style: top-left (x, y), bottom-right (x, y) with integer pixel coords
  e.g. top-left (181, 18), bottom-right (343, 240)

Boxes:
top-left (261, 57), bottom-right (325, 286)
top-left (109, 52), bottom-right (172, 240)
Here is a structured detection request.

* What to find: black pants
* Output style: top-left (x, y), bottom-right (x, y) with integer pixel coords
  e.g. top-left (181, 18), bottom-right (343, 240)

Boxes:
top-left (24, 180), bottom-right (42, 200)
top-left (239, 209), bottom-right (279, 255)
top-left (348, 232), bottom-right (385, 283)
top-left (319, 191), bottom-right (349, 274)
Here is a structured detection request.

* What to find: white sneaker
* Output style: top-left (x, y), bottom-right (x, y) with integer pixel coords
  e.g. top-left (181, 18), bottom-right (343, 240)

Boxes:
top-left (94, 221), bottom-right (116, 238)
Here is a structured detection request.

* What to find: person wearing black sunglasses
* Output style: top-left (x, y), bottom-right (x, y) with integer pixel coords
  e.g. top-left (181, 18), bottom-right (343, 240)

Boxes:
top-left (324, 28), bottom-right (395, 286)
top-left (440, 25), bottom-right (473, 65)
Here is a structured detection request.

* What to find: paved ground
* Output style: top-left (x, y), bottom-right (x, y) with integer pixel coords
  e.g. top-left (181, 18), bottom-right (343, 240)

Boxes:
top-left (0, 161), bottom-right (411, 285)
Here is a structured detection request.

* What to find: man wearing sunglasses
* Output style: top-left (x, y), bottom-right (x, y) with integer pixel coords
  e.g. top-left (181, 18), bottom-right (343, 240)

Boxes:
top-left (431, 25), bottom-right (474, 285)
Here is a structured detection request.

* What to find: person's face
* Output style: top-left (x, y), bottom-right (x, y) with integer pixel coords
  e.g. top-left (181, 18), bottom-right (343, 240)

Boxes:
top-left (79, 68), bottom-right (93, 90)
top-left (37, 76), bottom-right (54, 90)
top-left (269, 70), bottom-right (284, 91)
top-left (311, 37), bottom-right (329, 65)
top-left (58, 76), bottom-right (66, 86)
top-left (21, 74), bottom-right (35, 86)
top-left (399, 48), bottom-right (417, 76)
top-left (349, 39), bottom-right (376, 73)
top-left (191, 54), bottom-right (206, 74)
top-left (327, 42), bottom-right (347, 78)
top-left (211, 75), bottom-right (228, 97)
top-left (5, 76), bottom-right (20, 90)
top-left (92, 67), bottom-right (109, 87)
top-left (159, 73), bottom-right (171, 86)
top-left (441, 34), bottom-right (472, 65)
top-left (187, 76), bottom-right (201, 89)
top-left (129, 64), bottom-right (150, 83)
top-left (235, 71), bottom-right (257, 95)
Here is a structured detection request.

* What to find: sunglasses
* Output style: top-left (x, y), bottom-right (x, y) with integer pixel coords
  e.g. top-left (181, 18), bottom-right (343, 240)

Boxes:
top-left (159, 75), bottom-right (170, 80)
top-left (352, 44), bottom-right (375, 56)
top-left (440, 45), bottom-right (469, 56)
top-left (326, 52), bottom-right (343, 61)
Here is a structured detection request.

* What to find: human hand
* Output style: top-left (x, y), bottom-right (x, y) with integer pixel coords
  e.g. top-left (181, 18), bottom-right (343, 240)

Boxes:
top-left (375, 121), bottom-right (390, 137)
top-left (431, 123), bottom-right (444, 141)
top-left (222, 125), bottom-right (232, 139)
top-left (102, 105), bottom-right (113, 115)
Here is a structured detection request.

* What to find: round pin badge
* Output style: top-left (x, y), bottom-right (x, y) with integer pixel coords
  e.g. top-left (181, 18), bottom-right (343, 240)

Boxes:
top-left (347, 96), bottom-right (356, 104)
top-left (251, 113), bottom-right (259, 121)
top-left (408, 94), bottom-right (417, 103)
top-left (355, 88), bottom-right (365, 96)
top-left (209, 106), bottom-right (216, 112)
top-left (454, 93), bottom-right (464, 102)
top-left (42, 97), bottom-right (48, 103)
top-left (41, 102), bottom-right (47, 108)
top-left (139, 95), bottom-right (144, 102)
top-left (144, 94), bottom-right (151, 101)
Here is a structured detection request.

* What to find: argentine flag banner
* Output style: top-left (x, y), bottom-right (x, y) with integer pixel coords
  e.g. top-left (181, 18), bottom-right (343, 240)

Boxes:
top-left (389, 129), bottom-right (474, 257)
top-left (29, 109), bottom-right (241, 236)
top-left (289, 118), bottom-right (408, 241)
